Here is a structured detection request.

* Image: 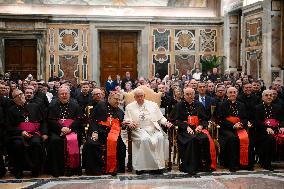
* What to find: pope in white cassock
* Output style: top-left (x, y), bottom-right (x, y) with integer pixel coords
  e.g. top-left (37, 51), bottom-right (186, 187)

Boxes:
top-left (123, 88), bottom-right (173, 174)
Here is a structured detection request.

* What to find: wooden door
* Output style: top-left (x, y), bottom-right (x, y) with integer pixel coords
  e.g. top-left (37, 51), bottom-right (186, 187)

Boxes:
top-left (100, 31), bottom-right (137, 86)
top-left (5, 39), bottom-right (37, 80)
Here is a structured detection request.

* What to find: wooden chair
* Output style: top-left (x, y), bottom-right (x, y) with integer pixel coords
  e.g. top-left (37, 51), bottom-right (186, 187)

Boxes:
top-left (124, 85), bottom-right (175, 171)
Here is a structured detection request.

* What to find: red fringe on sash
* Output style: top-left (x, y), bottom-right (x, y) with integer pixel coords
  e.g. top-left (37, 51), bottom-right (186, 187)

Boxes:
top-left (99, 117), bottom-right (120, 173)
top-left (226, 116), bottom-right (249, 166)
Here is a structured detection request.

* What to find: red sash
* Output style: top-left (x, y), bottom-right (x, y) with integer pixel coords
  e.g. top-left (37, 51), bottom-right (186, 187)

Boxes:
top-left (99, 116), bottom-right (120, 173)
top-left (186, 116), bottom-right (216, 170)
top-left (58, 119), bottom-right (80, 168)
top-left (187, 116), bottom-right (199, 127)
top-left (226, 116), bottom-right (249, 166)
top-left (202, 129), bottom-right (217, 170)
top-left (19, 122), bottom-right (40, 136)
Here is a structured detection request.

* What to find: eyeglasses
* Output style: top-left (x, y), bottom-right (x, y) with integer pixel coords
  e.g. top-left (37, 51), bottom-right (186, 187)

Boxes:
top-left (13, 92), bottom-right (23, 99)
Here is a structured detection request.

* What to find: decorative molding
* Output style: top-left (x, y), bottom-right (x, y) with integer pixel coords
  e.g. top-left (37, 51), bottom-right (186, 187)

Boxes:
top-left (35, 22), bottom-right (47, 29)
top-left (0, 21), bottom-right (5, 29)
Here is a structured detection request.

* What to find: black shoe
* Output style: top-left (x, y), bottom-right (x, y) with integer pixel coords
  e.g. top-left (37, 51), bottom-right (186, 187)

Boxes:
top-left (150, 169), bottom-right (163, 175)
top-left (14, 171), bottom-right (23, 179)
top-left (247, 166), bottom-right (254, 171)
top-left (0, 168), bottom-right (7, 178)
top-left (110, 172), bottom-right (117, 176)
top-left (229, 167), bottom-right (238, 172)
top-left (136, 170), bottom-right (145, 175)
top-left (263, 166), bottom-right (274, 171)
top-left (31, 170), bottom-right (40, 177)
top-left (77, 168), bottom-right (82, 176)
top-left (187, 171), bottom-right (196, 176)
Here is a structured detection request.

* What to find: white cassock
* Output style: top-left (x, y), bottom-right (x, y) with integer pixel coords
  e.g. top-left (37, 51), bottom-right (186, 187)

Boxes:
top-left (124, 100), bottom-right (169, 171)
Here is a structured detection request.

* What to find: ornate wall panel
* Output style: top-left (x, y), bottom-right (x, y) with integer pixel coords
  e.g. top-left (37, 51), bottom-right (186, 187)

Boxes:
top-left (152, 54), bottom-right (170, 79)
top-left (271, 14), bottom-right (281, 68)
top-left (151, 26), bottom-right (221, 79)
top-left (243, 8), bottom-right (263, 79)
top-left (246, 49), bottom-right (262, 80)
top-left (174, 54), bottom-right (195, 76)
top-left (245, 17), bottom-right (262, 48)
top-left (199, 29), bottom-right (217, 52)
top-left (229, 26), bottom-right (239, 69)
top-left (58, 55), bottom-right (79, 84)
top-left (174, 29), bottom-right (195, 51)
top-left (46, 24), bottom-right (89, 83)
top-left (152, 29), bottom-right (171, 52)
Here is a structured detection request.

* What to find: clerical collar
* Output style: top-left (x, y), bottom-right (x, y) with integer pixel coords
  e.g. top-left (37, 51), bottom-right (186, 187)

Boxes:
top-left (229, 100), bottom-right (237, 104)
top-left (59, 101), bottom-right (69, 106)
top-left (263, 102), bottom-right (271, 107)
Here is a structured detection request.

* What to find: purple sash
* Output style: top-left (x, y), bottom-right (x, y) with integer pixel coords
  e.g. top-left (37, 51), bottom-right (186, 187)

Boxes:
top-left (58, 119), bottom-right (80, 168)
top-left (264, 119), bottom-right (279, 128)
top-left (264, 119), bottom-right (284, 145)
top-left (19, 122), bottom-right (40, 136)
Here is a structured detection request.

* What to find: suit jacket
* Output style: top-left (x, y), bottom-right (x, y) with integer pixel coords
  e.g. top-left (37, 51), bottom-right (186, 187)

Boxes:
top-left (194, 94), bottom-right (216, 120)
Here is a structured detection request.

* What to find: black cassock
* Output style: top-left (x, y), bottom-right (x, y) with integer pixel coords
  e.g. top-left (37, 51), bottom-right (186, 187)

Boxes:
top-left (254, 103), bottom-right (284, 168)
top-left (83, 101), bottom-right (126, 175)
top-left (6, 102), bottom-right (47, 177)
top-left (217, 100), bottom-right (253, 170)
top-left (47, 99), bottom-right (82, 177)
top-left (170, 100), bottom-right (211, 174)
top-left (0, 96), bottom-right (13, 177)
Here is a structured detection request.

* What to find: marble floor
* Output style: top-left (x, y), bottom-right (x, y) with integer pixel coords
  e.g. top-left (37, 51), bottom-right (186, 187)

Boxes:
top-left (0, 168), bottom-right (283, 189)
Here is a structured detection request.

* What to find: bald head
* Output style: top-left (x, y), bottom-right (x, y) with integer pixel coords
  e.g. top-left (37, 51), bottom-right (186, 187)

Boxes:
top-left (134, 88), bottom-right (145, 105)
top-left (262, 89), bottom-right (273, 105)
top-left (58, 86), bottom-right (70, 104)
top-left (227, 87), bottom-right (238, 102)
top-left (183, 87), bottom-right (195, 103)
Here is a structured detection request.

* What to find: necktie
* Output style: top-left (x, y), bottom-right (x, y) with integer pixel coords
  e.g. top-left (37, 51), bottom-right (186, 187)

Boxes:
top-left (201, 97), bottom-right (206, 107)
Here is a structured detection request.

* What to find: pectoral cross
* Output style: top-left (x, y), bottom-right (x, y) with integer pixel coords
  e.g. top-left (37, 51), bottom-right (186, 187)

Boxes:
top-left (25, 116), bottom-right (29, 123)
top-left (109, 115), bottom-right (112, 126)
top-left (139, 112), bottom-right (145, 121)
top-left (189, 116), bottom-right (192, 124)
top-left (61, 117), bottom-right (66, 123)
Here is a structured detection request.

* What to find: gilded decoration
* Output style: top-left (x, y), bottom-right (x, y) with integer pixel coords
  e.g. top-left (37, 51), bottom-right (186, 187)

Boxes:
top-left (199, 29), bottom-right (217, 52)
top-left (175, 29), bottom-right (195, 51)
top-left (59, 29), bottom-right (79, 51)
top-left (46, 25), bottom-right (89, 82)
top-left (245, 18), bottom-right (262, 48)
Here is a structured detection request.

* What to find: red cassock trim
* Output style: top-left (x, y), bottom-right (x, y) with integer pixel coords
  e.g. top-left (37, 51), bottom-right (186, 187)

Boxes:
top-left (99, 116), bottom-right (120, 173)
top-left (226, 116), bottom-right (249, 166)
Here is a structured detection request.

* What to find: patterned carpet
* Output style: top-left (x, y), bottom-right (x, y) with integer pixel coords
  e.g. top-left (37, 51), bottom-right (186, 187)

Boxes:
top-left (0, 168), bottom-right (283, 189)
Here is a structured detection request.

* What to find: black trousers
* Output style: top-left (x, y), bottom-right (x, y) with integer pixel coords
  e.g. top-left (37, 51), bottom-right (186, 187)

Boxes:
top-left (82, 135), bottom-right (126, 174)
top-left (9, 135), bottom-right (43, 173)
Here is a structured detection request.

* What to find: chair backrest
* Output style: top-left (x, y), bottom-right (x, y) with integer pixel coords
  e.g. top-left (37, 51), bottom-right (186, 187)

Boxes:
top-left (124, 85), bottom-right (162, 107)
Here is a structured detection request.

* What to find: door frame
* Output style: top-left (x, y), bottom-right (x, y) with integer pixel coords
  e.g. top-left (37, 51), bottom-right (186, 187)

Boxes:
top-left (90, 22), bottom-right (150, 86)
top-left (0, 30), bottom-right (46, 80)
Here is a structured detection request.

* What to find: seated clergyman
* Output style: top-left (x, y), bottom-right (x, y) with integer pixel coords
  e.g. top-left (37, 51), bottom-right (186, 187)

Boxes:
top-left (124, 88), bottom-right (173, 175)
